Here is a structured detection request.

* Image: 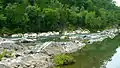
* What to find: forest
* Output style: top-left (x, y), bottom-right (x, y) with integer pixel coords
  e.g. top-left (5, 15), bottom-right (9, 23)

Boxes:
top-left (0, 0), bottom-right (120, 34)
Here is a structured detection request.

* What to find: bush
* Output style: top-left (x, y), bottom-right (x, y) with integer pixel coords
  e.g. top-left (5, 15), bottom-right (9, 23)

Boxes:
top-left (1, 27), bottom-right (12, 35)
top-left (53, 54), bottom-right (75, 66)
top-left (13, 28), bottom-right (23, 33)
top-left (0, 49), bottom-right (12, 61)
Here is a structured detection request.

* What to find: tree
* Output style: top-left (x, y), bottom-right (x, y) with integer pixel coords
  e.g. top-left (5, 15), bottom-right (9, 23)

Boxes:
top-left (0, 0), bottom-right (120, 33)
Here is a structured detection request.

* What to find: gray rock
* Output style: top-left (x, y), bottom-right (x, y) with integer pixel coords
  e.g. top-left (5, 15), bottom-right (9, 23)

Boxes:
top-left (0, 53), bottom-right (53, 68)
top-left (0, 43), bottom-right (23, 50)
top-left (0, 38), bottom-right (23, 50)
top-left (20, 38), bottom-right (37, 43)
top-left (0, 64), bottom-right (10, 68)
top-left (41, 42), bottom-right (85, 55)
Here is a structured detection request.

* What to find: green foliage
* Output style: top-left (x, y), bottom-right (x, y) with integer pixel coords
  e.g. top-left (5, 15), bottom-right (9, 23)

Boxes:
top-left (0, 0), bottom-right (120, 34)
top-left (68, 24), bottom-right (75, 31)
top-left (0, 49), bottom-right (12, 61)
top-left (13, 28), bottom-right (22, 33)
top-left (54, 54), bottom-right (75, 66)
top-left (0, 14), bottom-right (6, 20)
top-left (1, 27), bottom-right (12, 34)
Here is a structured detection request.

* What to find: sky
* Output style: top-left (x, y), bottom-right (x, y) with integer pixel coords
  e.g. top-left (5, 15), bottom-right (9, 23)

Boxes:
top-left (113, 0), bottom-right (120, 6)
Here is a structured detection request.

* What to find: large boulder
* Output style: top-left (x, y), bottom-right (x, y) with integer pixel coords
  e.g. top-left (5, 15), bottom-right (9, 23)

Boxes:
top-left (39, 42), bottom-right (85, 55)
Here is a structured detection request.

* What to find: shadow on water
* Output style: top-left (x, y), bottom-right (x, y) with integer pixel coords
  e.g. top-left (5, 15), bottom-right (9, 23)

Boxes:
top-left (62, 35), bottom-right (120, 68)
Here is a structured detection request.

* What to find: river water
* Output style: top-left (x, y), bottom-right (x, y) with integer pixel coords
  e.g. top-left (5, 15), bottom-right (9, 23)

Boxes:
top-left (62, 35), bottom-right (120, 68)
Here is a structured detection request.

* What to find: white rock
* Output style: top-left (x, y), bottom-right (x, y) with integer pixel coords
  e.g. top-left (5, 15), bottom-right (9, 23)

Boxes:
top-left (97, 31), bottom-right (101, 33)
top-left (23, 33), bottom-right (29, 38)
top-left (69, 36), bottom-right (77, 40)
top-left (60, 36), bottom-right (68, 39)
top-left (28, 33), bottom-right (37, 39)
top-left (11, 34), bottom-right (18, 38)
top-left (75, 30), bottom-right (82, 33)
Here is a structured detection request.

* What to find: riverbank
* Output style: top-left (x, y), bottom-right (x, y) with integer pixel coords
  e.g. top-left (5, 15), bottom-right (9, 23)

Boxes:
top-left (0, 28), bottom-right (119, 68)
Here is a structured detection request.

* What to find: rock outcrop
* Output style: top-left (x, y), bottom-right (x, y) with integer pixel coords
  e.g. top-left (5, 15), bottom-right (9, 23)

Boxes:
top-left (40, 42), bottom-right (85, 55)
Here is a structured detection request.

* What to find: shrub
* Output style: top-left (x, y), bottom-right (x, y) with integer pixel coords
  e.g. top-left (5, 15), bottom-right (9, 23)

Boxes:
top-left (54, 54), bottom-right (75, 66)
top-left (13, 28), bottom-right (23, 33)
top-left (0, 49), bottom-right (12, 61)
top-left (1, 27), bottom-right (12, 35)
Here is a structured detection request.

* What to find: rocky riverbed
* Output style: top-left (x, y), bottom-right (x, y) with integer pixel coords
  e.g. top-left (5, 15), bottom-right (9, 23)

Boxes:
top-left (0, 28), bottom-right (119, 68)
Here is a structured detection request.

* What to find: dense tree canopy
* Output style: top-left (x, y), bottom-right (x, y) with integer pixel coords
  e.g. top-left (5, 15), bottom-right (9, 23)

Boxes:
top-left (0, 0), bottom-right (120, 34)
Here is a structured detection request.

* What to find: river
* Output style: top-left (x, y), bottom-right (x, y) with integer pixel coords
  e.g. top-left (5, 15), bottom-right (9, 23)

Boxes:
top-left (62, 35), bottom-right (120, 68)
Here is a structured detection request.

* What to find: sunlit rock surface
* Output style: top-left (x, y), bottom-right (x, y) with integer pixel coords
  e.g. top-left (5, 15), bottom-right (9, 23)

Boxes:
top-left (40, 42), bottom-right (85, 55)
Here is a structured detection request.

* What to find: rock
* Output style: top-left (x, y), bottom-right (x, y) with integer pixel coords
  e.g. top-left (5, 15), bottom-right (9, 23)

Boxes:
top-left (22, 33), bottom-right (38, 39)
top-left (23, 50), bottom-right (34, 54)
top-left (75, 30), bottom-right (82, 34)
top-left (0, 37), bottom-right (3, 41)
top-left (87, 38), bottom-right (104, 44)
top-left (60, 36), bottom-right (68, 39)
top-left (0, 43), bottom-right (23, 50)
top-left (81, 30), bottom-right (90, 34)
top-left (97, 31), bottom-right (101, 33)
top-left (0, 51), bottom-right (53, 68)
top-left (63, 31), bottom-right (69, 35)
top-left (0, 39), bottom-right (15, 44)
top-left (41, 42), bottom-right (85, 55)
top-left (54, 32), bottom-right (59, 35)
top-left (0, 38), bottom-right (23, 50)
top-left (69, 36), bottom-right (77, 40)
top-left (23, 33), bottom-right (29, 38)
top-left (84, 28), bottom-right (119, 44)
top-left (0, 64), bottom-right (10, 68)
top-left (37, 31), bottom-right (59, 37)
top-left (28, 33), bottom-right (37, 39)
top-left (20, 38), bottom-right (37, 43)
top-left (38, 32), bottom-right (59, 37)
top-left (11, 34), bottom-right (23, 38)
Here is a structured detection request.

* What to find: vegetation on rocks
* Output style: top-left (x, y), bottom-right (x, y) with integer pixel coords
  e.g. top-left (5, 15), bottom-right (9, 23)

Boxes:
top-left (53, 54), bottom-right (75, 66)
top-left (0, 49), bottom-right (12, 60)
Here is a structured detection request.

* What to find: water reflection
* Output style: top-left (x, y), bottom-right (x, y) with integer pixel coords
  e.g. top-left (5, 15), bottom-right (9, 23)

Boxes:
top-left (105, 47), bottom-right (120, 68)
top-left (63, 35), bottom-right (120, 68)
